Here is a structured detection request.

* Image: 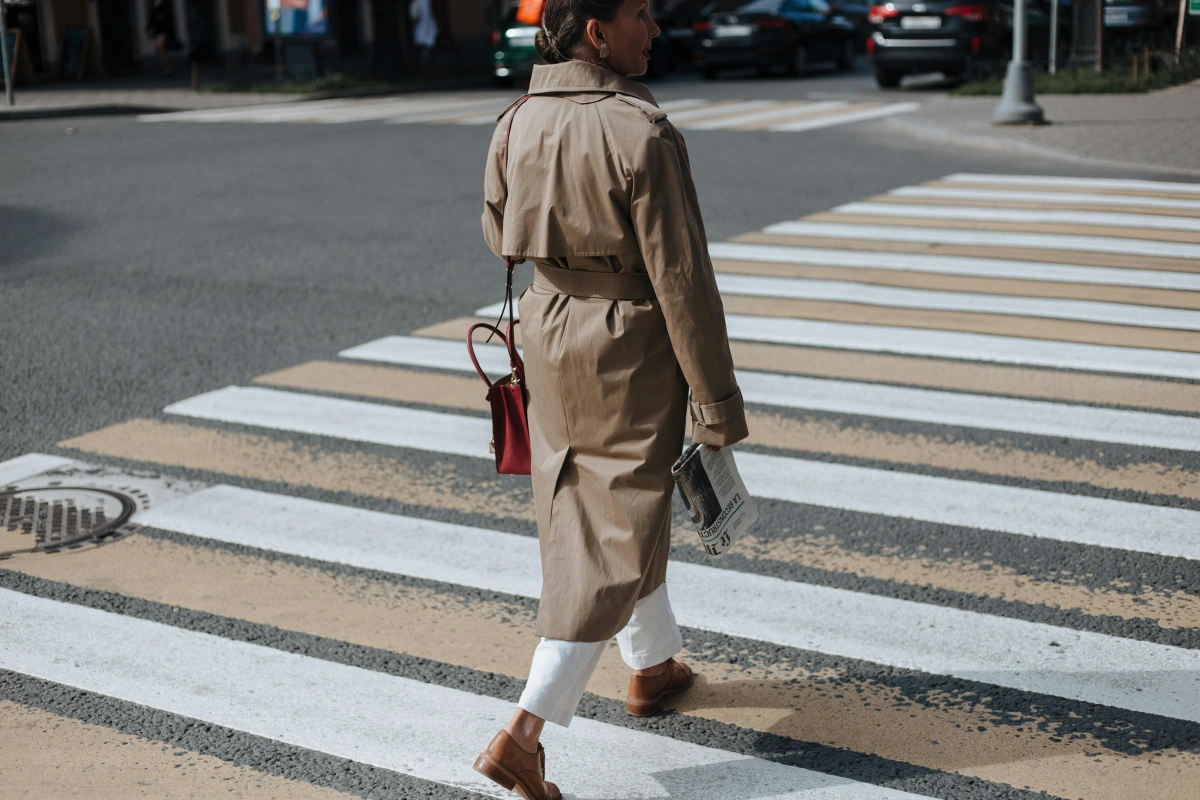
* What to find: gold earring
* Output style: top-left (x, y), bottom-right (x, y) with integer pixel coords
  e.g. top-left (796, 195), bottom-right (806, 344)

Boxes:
top-left (599, 42), bottom-right (610, 58)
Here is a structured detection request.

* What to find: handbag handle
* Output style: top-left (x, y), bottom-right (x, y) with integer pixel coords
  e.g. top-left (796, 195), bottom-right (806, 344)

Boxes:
top-left (467, 320), bottom-right (524, 389)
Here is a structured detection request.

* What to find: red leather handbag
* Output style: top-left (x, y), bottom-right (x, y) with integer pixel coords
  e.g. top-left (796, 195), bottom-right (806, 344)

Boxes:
top-left (467, 299), bottom-right (531, 475)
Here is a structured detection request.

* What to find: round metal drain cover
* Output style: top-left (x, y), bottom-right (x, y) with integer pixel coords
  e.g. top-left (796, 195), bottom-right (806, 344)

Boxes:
top-left (0, 486), bottom-right (139, 559)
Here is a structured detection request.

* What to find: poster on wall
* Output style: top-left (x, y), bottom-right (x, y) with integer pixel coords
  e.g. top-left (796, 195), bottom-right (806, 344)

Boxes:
top-left (265, 0), bottom-right (328, 35)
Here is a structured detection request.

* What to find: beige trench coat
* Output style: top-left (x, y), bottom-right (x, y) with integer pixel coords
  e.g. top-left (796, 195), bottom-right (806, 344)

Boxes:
top-left (482, 61), bottom-right (749, 642)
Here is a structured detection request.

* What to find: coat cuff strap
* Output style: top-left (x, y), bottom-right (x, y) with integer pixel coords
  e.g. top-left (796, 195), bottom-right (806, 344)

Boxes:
top-left (689, 388), bottom-right (744, 425)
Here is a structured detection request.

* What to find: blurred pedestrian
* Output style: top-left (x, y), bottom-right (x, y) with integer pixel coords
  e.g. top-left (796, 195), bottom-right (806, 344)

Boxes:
top-left (474, 0), bottom-right (748, 796)
top-left (145, 0), bottom-right (182, 77)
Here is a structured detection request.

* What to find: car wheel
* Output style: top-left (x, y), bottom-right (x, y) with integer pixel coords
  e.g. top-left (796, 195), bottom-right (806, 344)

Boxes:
top-left (874, 68), bottom-right (901, 88)
top-left (702, 66), bottom-right (720, 80)
top-left (837, 37), bottom-right (856, 70)
top-left (788, 44), bottom-right (808, 76)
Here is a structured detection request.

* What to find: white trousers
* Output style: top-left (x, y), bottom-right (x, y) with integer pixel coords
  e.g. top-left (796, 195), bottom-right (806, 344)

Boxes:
top-left (517, 584), bottom-right (683, 728)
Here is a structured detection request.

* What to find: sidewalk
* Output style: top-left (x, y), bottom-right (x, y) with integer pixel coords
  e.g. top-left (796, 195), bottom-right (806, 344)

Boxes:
top-left (887, 80), bottom-right (1200, 176)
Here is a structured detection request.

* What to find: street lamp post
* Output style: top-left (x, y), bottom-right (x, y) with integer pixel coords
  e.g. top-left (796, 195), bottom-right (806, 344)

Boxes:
top-left (0, 0), bottom-right (13, 107)
top-left (993, 0), bottom-right (1045, 123)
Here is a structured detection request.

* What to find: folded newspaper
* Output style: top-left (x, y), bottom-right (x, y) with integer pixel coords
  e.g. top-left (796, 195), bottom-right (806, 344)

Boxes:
top-left (671, 444), bottom-right (758, 556)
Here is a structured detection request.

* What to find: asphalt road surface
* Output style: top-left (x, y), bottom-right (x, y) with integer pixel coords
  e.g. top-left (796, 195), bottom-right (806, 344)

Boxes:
top-left (3, 65), bottom-right (1200, 800)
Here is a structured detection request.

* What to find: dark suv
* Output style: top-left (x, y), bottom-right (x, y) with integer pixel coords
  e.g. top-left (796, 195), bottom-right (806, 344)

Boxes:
top-left (867, 0), bottom-right (1004, 85)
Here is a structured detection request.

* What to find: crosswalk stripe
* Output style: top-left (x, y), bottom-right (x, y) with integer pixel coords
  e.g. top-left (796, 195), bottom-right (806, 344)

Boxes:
top-left (306, 97), bottom-right (498, 124)
top-left (259, 360), bottom-right (1200, 501)
top-left (889, 185), bottom-right (1200, 212)
top-left (386, 103), bottom-right (512, 124)
top-left (0, 453), bottom-right (74, 486)
top-left (762, 221), bottom-right (1200, 260)
top-left (136, 98), bottom-right (362, 123)
top-left (943, 173), bottom-right (1200, 196)
top-left (664, 100), bottom-right (778, 123)
top-left (130, 484), bottom-right (1200, 723)
top-left (11, 505), bottom-right (1199, 800)
top-left (339, 335), bottom-right (1200, 452)
top-left (720, 313), bottom-right (1200, 379)
top-left (833, 201), bottom-right (1200, 233)
top-left (766, 101), bottom-right (921, 132)
top-left (472, 302), bottom-right (1200, 378)
top-left (708, 241), bottom-right (1200, 292)
top-left (1, 588), bottom-right (920, 800)
top-left (714, 273), bottom-right (1200, 330)
top-left (678, 101), bottom-right (847, 130)
top-left (162, 386), bottom-right (1200, 559)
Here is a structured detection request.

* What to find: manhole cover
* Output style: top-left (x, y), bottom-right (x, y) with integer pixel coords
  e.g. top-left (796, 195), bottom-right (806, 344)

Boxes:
top-left (0, 485), bottom-right (140, 559)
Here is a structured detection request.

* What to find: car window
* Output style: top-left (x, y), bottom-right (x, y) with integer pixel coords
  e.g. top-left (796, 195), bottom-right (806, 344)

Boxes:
top-left (737, 0), bottom-right (784, 12)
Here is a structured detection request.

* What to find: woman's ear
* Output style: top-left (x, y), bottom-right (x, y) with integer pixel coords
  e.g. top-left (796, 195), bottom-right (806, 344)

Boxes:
top-left (584, 17), bottom-right (606, 51)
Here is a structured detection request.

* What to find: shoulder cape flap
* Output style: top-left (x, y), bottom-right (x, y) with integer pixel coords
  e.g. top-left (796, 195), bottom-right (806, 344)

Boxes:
top-left (615, 94), bottom-right (668, 122)
top-left (496, 95), bottom-right (528, 122)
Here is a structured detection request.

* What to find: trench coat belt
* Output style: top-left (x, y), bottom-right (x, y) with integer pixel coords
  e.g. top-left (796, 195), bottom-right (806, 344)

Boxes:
top-left (533, 263), bottom-right (656, 301)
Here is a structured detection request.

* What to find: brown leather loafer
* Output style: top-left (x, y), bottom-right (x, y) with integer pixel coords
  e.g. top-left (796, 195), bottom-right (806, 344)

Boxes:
top-left (626, 658), bottom-right (694, 716)
top-left (473, 730), bottom-right (562, 800)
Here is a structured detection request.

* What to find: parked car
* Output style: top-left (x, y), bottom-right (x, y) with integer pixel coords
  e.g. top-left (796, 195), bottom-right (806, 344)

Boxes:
top-left (867, 0), bottom-right (1007, 86)
top-left (491, 10), bottom-right (542, 86)
top-left (656, 0), bottom-right (712, 68)
top-left (693, 0), bottom-right (859, 79)
top-left (831, 0), bottom-right (874, 49)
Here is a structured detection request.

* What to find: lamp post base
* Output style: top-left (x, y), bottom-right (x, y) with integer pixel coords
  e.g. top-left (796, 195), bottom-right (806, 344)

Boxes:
top-left (992, 60), bottom-right (1046, 125)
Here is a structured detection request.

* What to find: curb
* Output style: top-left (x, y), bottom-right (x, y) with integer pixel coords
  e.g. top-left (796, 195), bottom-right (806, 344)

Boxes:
top-left (885, 114), bottom-right (1200, 178)
top-left (0, 104), bottom-right (175, 121)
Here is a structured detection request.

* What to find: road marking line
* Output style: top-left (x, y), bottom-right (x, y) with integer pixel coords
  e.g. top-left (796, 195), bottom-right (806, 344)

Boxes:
top-left (679, 101), bottom-right (847, 130)
top-left (134, 484), bottom-right (1200, 723)
top-left (767, 102), bottom-right (920, 131)
top-left (708, 241), bottom-right (1200, 291)
top-left (762, 221), bottom-right (1200, 260)
top-left (163, 386), bottom-right (1200, 558)
top-left (663, 100), bottom-right (778, 123)
top-left (306, 97), bottom-right (505, 124)
top-left (342, 335), bottom-right (1200, 452)
top-left (942, 173), bottom-right (1200, 196)
top-left (472, 301), bottom-right (1200, 378)
top-left (720, 313), bottom-right (1200, 379)
top-left (0, 588), bottom-right (920, 800)
top-left (0, 454), bottom-right (75, 486)
top-left (383, 100), bottom-right (514, 124)
top-left (890, 186), bottom-right (1200, 212)
top-left (713, 273), bottom-right (1200, 331)
top-left (833, 201), bottom-right (1200, 233)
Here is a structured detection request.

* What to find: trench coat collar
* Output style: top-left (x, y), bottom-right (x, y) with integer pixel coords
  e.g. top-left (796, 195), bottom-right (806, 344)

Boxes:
top-left (527, 61), bottom-right (658, 106)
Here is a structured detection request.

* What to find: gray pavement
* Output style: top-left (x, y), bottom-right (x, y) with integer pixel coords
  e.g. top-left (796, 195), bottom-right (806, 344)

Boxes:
top-left (889, 79), bottom-right (1200, 175)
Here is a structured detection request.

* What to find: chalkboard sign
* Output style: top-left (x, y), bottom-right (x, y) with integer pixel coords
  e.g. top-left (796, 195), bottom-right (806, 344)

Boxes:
top-left (61, 26), bottom-right (88, 80)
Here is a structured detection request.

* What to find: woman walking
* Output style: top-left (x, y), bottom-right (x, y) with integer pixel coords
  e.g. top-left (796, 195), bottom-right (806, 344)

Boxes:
top-left (475, 0), bottom-right (748, 796)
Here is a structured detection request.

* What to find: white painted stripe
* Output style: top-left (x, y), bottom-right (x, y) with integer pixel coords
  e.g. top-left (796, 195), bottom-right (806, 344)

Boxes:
top-left (679, 101), bottom-right (847, 130)
top-left (762, 221), bottom-right (1200, 260)
top-left (382, 100), bottom-right (514, 124)
top-left (834, 201), bottom-right (1200, 233)
top-left (663, 100), bottom-right (778, 123)
top-left (713, 272), bottom-right (1200, 331)
top-left (341, 334), bottom-right (1200, 451)
top-left (0, 454), bottom-right (74, 486)
top-left (767, 102), bottom-right (920, 132)
top-left (722, 313), bottom-right (1200, 380)
top-left (138, 485), bottom-right (1200, 723)
top-left (340, 334), bottom-right (1200, 451)
top-left (943, 173), bottom-right (1200, 195)
top-left (138, 99), bottom-right (364, 123)
top-left (657, 98), bottom-right (712, 112)
top-left (164, 386), bottom-right (492, 459)
top-left (454, 114), bottom-right (509, 125)
top-left (310, 97), bottom-right (501, 124)
top-left (163, 386), bottom-right (1200, 558)
top-left (708, 241), bottom-right (1200, 292)
top-left (470, 301), bottom-right (1200, 378)
top-left (0, 589), bottom-right (921, 800)
top-left (890, 185), bottom-right (1200, 212)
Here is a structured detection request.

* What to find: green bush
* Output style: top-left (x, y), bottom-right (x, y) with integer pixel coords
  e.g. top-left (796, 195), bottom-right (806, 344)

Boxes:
top-left (953, 45), bottom-right (1200, 94)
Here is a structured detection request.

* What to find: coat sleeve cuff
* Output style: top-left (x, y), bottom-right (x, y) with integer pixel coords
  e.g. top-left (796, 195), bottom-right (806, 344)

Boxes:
top-left (689, 389), bottom-right (749, 447)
